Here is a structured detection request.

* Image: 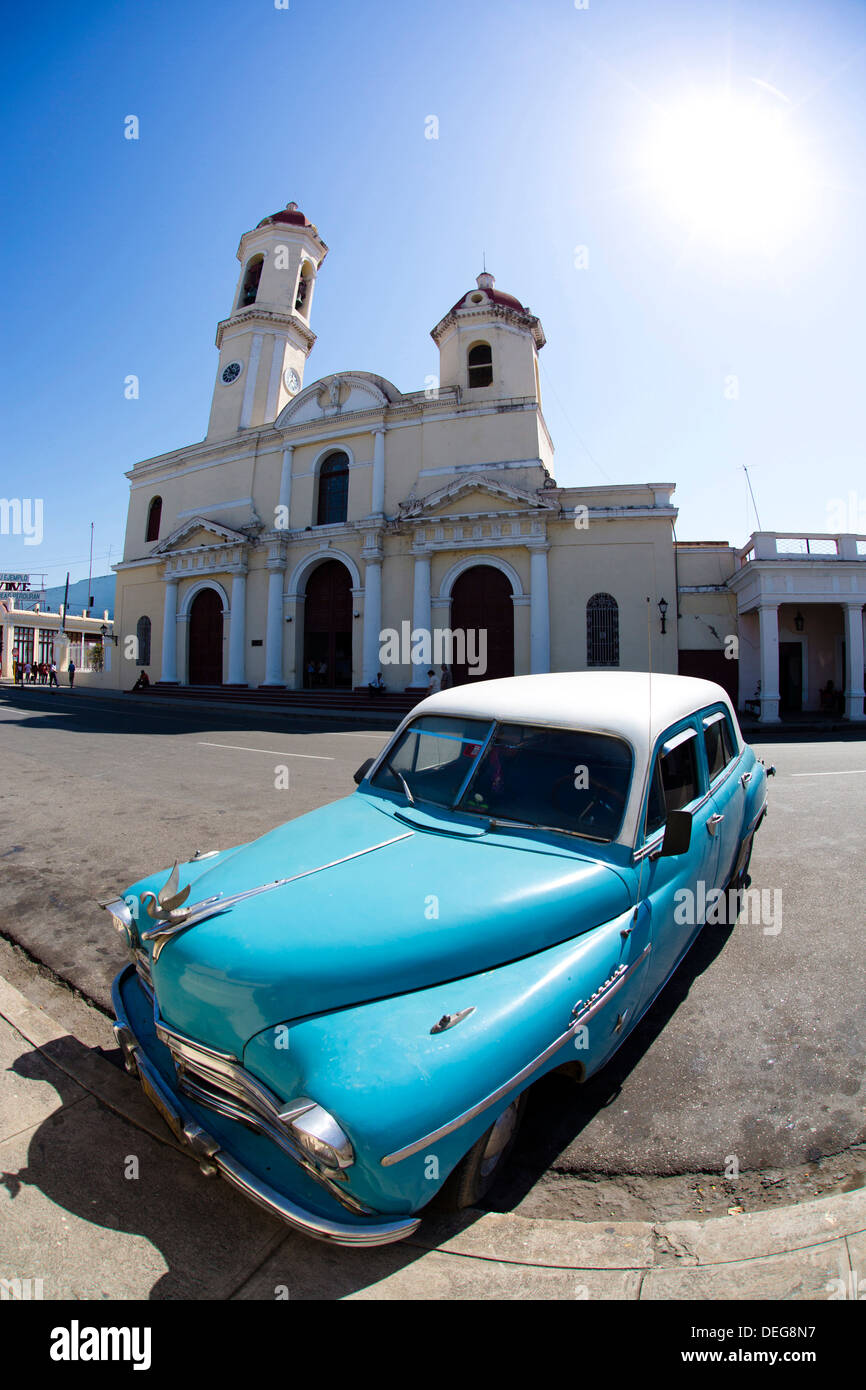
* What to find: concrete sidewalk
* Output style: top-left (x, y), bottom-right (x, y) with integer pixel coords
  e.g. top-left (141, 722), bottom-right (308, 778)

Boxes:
top-left (0, 967), bottom-right (863, 1300)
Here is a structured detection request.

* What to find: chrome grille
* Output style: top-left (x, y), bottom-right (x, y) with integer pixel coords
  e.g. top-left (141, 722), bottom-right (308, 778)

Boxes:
top-left (153, 1016), bottom-right (369, 1215)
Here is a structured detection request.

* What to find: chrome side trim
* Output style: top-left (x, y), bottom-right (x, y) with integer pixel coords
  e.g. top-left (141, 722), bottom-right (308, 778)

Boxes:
top-left (381, 943), bottom-right (651, 1168)
top-left (746, 798), bottom-right (768, 836)
top-left (111, 968), bottom-right (420, 1247)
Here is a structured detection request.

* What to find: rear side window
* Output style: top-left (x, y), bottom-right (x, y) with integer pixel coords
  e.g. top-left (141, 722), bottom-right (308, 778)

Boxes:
top-left (646, 728), bottom-right (700, 836)
top-left (703, 710), bottom-right (737, 781)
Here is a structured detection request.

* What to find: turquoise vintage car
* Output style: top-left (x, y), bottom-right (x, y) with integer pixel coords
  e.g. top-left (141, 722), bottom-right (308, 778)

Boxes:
top-left (105, 672), bottom-right (771, 1246)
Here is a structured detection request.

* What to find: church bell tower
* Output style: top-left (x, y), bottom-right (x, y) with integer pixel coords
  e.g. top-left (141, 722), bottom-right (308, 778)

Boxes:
top-left (207, 203), bottom-right (328, 440)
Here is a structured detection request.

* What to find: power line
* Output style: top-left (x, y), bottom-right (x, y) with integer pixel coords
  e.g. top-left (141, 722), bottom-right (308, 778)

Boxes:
top-left (538, 357), bottom-right (614, 483)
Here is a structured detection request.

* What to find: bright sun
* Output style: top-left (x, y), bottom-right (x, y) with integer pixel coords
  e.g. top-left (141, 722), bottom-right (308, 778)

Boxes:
top-left (642, 89), bottom-right (813, 254)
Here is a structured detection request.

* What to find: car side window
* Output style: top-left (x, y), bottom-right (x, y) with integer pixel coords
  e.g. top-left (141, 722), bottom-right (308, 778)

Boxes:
top-left (645, 728), bottom-right (700, 838)
top-left (702, 709), bottom-right (737, 781)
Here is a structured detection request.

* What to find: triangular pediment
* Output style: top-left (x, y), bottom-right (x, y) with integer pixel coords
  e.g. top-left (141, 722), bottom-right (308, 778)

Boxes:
top-left (399, 474), bottom-right (557, 520)
top-left (151, 516), bottom-right (250, 555)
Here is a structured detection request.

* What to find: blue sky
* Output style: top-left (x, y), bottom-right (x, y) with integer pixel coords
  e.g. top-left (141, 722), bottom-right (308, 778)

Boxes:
top-left (2, 0), bottom-right (865, 588)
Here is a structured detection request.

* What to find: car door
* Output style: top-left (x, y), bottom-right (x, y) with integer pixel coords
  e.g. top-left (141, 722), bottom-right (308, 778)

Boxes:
top-left (634, 717), bottom-right (721, 1002)
top-left (702, 707), bottom-right (746, 893)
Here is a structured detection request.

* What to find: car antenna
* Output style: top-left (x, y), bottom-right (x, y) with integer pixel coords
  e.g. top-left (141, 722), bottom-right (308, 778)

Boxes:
top-left (633, 597), bottom-right (653, 916)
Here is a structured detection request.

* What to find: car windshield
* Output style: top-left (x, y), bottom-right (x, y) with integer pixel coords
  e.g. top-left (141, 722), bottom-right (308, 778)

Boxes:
top-left (370, 716), bottom-right (493, 808)
top-left (458, 722), bottom-right (632, 841)
top-left (372, 716), bottom-right (632, 840)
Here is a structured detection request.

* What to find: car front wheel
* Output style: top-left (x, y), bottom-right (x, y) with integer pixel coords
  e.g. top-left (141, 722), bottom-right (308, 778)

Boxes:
top-left (436, 1093), bottom-right (528, 1210)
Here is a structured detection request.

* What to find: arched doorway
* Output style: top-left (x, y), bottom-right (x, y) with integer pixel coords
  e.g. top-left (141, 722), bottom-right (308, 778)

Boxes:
top-left (303, 560), bottom-right (352, 688)
top-left (188, 588), bottom-right (224, 685)
top-left (450, 565), bottom-right (514, 684)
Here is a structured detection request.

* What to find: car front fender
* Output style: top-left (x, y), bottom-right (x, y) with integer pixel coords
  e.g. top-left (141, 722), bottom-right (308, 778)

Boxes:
top-left (242, 904), bottom-right (650, 1214)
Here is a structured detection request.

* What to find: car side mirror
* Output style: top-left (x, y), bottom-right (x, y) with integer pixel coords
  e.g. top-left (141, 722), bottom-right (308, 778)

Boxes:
top-left (659, 809), bottom-right (692, 857)
top-left (353, 758), bottom-right (375, 785)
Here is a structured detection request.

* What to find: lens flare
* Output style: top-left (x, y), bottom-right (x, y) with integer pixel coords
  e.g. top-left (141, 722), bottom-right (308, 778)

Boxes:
top-left (642, 90), bottom-right (813, 253)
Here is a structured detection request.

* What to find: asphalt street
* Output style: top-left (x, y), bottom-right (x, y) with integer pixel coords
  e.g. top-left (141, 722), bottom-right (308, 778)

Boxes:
top-left (1, 686), bottom-right (864, 1194)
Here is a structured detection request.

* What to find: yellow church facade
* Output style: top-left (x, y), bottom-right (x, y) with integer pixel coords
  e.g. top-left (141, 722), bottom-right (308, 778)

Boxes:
top-left (111, 203), bottom-right (690, 698)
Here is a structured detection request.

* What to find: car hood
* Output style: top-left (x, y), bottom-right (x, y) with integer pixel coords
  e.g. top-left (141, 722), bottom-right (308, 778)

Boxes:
top-left (141, 793), bottom-right (631, 1055)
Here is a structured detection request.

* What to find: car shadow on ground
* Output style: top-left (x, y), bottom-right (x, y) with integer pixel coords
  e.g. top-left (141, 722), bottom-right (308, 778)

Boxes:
top-left (481, 911), bottom-right (739, 1214)
top-left (3, 1043), bottom-right (452, 1299)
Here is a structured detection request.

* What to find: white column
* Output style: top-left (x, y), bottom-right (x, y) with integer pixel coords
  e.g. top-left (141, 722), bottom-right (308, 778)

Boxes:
top-left (758, 603), bottom-right (781, 723)
top-left (278, 444), bottom-right (294, 529)
top-left (263, 565), bottom-right (286, 686)
top-left (161, 580), bottom-right (178, 682)
top-left (843, 602), bottom-right (866, 720)
top-left (228, 570), bottom-right (248, 685)
top-left (265, 334), bottom-right (286, 422)
top-left (411, 551), bottom-right (432, 685)
top-left (1, 625), bottom-right (13, 679)
top-left (529, 546), bottom-right (551, 674)
top-left (371, 428), bottom-right (386, 515)
top-left (239, 333), bottom-right (264, 429)
top-left (362, 558), bottom-right (383, 684)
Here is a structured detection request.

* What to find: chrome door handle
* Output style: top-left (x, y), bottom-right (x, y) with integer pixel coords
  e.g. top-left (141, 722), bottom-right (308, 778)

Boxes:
top-left (740, 771), bottom-right (752, 788)
top-left (707, 813), bottom-right (724, 836)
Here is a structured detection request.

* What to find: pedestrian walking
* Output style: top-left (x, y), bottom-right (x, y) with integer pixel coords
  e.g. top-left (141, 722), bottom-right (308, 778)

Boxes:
top-left (68, 659), bottom-right (76, 688)
top-left (49, 661), bottom-right (59, 687)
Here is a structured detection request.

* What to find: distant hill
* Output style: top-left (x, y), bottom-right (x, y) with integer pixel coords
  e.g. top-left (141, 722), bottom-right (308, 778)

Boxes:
top-left (39, 574), bottom-right (116, 618)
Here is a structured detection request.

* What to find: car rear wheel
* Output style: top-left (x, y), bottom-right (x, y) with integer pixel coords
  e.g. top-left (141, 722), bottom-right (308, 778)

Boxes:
top-left (725, 832), bottom-right (754, 920)
top-left (436, 1093), bottom-right (528, 1211)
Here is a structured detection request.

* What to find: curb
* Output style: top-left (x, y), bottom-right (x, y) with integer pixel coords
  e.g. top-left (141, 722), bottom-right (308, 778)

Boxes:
top-left (1, 968), bottom-right (863, 1297)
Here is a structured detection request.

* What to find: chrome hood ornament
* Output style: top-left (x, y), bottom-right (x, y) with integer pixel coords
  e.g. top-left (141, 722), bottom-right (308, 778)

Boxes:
top-left (142, 861), bottom-right (192, 923)
top-left (139, 833), bottom-right (414, 964)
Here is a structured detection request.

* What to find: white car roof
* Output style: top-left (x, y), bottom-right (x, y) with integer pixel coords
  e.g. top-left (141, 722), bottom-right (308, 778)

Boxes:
top-left (395, 672), bottom-right (742, 849)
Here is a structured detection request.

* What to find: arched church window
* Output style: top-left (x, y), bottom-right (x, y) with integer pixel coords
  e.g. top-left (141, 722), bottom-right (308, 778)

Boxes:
top-left (145, 496), bottom-right (162, 542)
top-left (467, 342), bottom-right (493, 388)
top-left (316, 453), bottom-right (349, 526)
top-left (136, 615), bottom-right (151, 666)
top-left (587, 593), bottom-right (619, 667)
top-left (295, 260), bottom-right (313, 314)
top-left (238, 255), bottom-right (264, 308)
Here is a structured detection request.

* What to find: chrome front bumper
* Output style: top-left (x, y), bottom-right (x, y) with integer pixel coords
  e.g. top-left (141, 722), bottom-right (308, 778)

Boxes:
top-left (111, 967), bottom-right (421, 1248)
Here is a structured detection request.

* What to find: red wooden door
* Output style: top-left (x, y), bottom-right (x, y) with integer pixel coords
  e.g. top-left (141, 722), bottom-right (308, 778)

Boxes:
top-left (450, 565), bottom-right (514, 685)
top-left (188, 589), bottom-right (224, 685)
top-left (303, 561), bottom-right (353, 688)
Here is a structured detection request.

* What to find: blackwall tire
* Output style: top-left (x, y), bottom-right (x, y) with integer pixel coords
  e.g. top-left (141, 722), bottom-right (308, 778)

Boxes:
top-left (435, 1093), bottom-right (528, 1211)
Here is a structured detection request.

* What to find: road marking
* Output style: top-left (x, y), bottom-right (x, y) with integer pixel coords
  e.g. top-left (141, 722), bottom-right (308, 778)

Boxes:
top-left (790, 770), bottom-right (866, 777)
top-left (197, 741), bottom-right (334, 761)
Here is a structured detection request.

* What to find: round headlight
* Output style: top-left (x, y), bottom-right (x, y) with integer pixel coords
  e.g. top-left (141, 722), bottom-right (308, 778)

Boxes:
top-left (286, 1101), bottom-right (354, 1171)
top-left (103, 897), bottom-right (137, 949)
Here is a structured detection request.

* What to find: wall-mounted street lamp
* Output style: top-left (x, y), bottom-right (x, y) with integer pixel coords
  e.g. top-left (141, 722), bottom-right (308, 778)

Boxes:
top-left (658, 597), bottom-right (669, 635)
top-left (100, 623), bottom-right (118, 647)
top-left (794, 611), bottom-right (805, 632)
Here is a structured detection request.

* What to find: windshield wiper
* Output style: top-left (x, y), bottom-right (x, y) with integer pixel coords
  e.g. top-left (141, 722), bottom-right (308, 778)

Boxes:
top-left (385, 760), bottom-right (415, 805)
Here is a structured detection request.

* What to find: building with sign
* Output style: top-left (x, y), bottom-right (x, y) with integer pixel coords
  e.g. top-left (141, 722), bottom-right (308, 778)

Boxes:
top-left (0, 597), bottom-right (115, 683)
